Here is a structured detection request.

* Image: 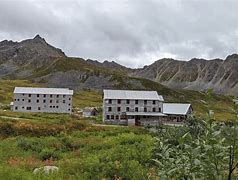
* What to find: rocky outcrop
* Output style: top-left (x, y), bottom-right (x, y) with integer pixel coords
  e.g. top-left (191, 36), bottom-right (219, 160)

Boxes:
top-left (132, 56), bottom-right (238, 96)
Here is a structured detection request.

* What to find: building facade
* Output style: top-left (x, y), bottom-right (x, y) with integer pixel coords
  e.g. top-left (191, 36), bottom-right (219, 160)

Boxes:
top-left (103, 89), bottom-right (192, 126)
top-left (103, 90), bottom-right (166, 125)
top-left (12, 87), bottom-right (73, 114)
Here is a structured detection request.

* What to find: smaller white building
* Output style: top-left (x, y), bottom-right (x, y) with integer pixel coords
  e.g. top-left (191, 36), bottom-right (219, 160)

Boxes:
top-left (83, 107), bottom-right (98, 117)
top-left (163, 103), bottom-right (192, 124)
top-left (11, 87), bottom-right (73, 114)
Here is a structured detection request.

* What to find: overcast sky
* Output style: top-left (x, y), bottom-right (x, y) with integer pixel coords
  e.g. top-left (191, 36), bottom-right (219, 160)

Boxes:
top-left (1, 0), bottom-right (238, 67)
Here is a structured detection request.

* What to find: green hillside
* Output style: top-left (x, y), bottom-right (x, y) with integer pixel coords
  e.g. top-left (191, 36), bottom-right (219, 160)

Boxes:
top-left (0, 79), bottom-right (236, 121)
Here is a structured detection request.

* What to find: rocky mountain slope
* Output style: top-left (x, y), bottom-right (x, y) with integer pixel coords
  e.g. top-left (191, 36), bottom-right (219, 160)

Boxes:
top-left (0, 35), bottom-right (237, 96)
top-left (132, 55), bottom-right (238, 96)
top-left (0, 35), bottom-right (162, 92)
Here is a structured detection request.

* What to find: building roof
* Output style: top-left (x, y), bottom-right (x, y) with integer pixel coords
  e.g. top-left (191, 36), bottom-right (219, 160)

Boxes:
top-left (14, 87), bottom-right (73, 95)
top-left (103, 89), bottom-right (164, 101)
top-left (126, 112), bottom-right (167, 116)
top-left (163, 103), bottom-right (191, 115)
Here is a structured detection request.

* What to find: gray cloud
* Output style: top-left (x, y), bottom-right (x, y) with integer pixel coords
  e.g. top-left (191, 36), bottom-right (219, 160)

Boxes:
top-left (1, 0), bottom-right (238, 67)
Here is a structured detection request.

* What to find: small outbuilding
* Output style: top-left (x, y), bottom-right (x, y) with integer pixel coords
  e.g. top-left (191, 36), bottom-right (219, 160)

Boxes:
top-left (163, 103), bottom-right (192, 124)
top-left (83, 107), bottom-right (98, 117)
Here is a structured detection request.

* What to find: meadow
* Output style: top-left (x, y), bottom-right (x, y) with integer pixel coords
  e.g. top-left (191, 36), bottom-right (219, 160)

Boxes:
top-left (0, 79), bottom-right (237, 179)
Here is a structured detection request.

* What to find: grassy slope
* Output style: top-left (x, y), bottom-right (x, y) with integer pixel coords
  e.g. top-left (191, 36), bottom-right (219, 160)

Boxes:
top-left (0, 79), bottom-right (236, 121)
top-left (0, 115), bottom-right (155, 179)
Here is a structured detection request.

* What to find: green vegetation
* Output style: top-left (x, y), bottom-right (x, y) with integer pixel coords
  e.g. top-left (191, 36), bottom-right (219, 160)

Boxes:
top-left (0, 80), bottom-right (237, 179)
top-left (153, 94), bottom-right (238, 179)
top-left (0, 115), bottom-right (155, 179)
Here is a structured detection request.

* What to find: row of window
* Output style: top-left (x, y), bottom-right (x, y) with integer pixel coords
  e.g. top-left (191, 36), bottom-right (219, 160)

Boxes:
top-left (106, 115), bottom-right (127, 120)
top-left (107, 107), bottom-right (161, 112)
top-left (15, 99), bottom-right (70, 104)
top-left (107, 99), bottom-right (157, 105)
top-left (15, 106), bottom-right (71, 111)
top-left (22, 94), bottom-right (69, 98)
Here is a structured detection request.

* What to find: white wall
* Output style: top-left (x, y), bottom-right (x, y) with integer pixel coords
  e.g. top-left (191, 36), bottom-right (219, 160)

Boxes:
top-left (13, 93), bottom-right (72, 114)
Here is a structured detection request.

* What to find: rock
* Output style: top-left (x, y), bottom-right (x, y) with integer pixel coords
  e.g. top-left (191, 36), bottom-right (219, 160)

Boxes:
top-left (33, 166), bottom-right (59, 174)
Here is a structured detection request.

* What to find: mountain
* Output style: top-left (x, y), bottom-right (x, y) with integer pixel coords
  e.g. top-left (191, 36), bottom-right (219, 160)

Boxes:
top-left (0, 35), bottom-right (65, 78)
top-left (132, 56), bottom-right (238, 96)
top-left (0, 35), bottom-right (164, 92)
top-left (0, 35), bottom-right (237, 97)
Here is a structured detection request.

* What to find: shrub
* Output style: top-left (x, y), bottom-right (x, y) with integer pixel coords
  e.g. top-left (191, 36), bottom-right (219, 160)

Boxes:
top-left (39, 148), bottom-right (61, 161)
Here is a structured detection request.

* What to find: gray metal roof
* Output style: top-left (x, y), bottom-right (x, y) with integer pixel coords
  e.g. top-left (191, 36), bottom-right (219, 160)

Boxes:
top-left (14, 87), bottom-right (73, 95)
top-left (126, 112), bottom-right (167, 116)
top-left (103, 89), bottom-right (164, 101)
top-left (163, 103), bottom-right (191, 115)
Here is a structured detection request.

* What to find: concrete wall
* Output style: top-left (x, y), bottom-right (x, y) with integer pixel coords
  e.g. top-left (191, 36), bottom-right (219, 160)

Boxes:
top-left (13, 93), bottom-right (72, 114)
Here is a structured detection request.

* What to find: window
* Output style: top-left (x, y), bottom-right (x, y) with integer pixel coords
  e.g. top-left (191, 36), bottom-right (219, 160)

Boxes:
top-left (15, 106), bottom-right (18, 110)
top-left (28, 94), bottom-right (31, 97)
top-left (17, 99), bottom-right (20, 101)
top-left (36, 99), bottom-right (39, 103)
top-left (56, 100), bottom-right (59, 103)
top-left (22, 94), bottom-right (25, 96)
top-left (116, 115), bottom-right (119, 120)
top-left (118, 99), bottom-right (121, 104)
top-left (126, 99), bottom-right (130, 104)
top-left (126, 107), bottom-right (130, 112)
top-left (68, 108), bottom-right (71, 111)
top-left (106, 115), bottom-right (110, 119)
top-left (50, 100), bottom-right (53, 103)
top-left (144, 100), bottom-right (147, 105)
top-left (56, 106), bottom-right (59, 108)
top-left (135, 100), bottom-right (138, 104)
top-left (153, 108), bottom-right (156, 112)
top-left (69, 98), bottom-right (71, 100)
top-left (38, 107), bottom-right (41, 111)
top-left (111, 115), bottom-right (114, 119)
top-left (108, 99), bottom-right (112, 104)
top-left (37, 94), bottom-right (39, 97)
top-left (22, 99), bottom-right (25, 101)
top-left (63, 100), bottom-right (65, 103)
top-left (117, 107), bottom-right (121, 112)
top-left (50, 94), bottom-right (53, 98)
top-left (108, 107), bottom-right (112, 112)
top-left (43, 99), bottom-right (46, 103)
top-left (158, 107), bottom-right (161, 112)
top-left (135, 107), bottom-right (138, 112)
top-left (28, 99), bottom-right (31, 103)
top-left (43, 94), bottom-right (46, 98)
top-left (53, 106), bottom-right (55, 108)
top-left (50, 106), bottom-right (52, 108)
top-left (69, 104), bottom-right (71, 106)
top-left (56, 95), bottom-right (59, 98)
top-left (153, 100), bottom-right (156, 105)
top-left (144, 107), bottom-right (147, 112)
top-left (14, 99), bottom-right (16, 101)
top-left (22, 106), bottom-right (24, 109)
top-left (26, 107), bottom-right (31, 110)
top-left (63, 95), bottom-right (66, 98)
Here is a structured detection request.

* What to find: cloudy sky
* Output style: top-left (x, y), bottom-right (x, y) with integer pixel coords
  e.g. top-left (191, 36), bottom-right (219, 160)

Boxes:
top-left (1, 0), bottom-right (238, 67)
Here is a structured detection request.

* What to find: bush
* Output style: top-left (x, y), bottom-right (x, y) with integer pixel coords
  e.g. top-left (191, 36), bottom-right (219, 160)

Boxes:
top-left (39, 148), bottom-right (61, 161)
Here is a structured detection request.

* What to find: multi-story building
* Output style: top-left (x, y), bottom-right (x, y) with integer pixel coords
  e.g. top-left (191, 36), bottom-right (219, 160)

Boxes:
top-left (103, 90), bottom-right (166, 125)
top-left (103, 89), bottom-right (192, 126)
top-left (11, 87), bottom-right (73, 114)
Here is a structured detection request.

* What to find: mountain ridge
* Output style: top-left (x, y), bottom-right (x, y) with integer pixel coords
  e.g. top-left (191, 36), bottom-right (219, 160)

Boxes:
top-left (0, 35), bottom-right (237, 96)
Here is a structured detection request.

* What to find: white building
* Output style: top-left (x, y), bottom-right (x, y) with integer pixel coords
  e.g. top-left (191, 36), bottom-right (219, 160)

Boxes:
top-left (103, 89), bottom-right (192, 126)
top-left (11, 87), bottom-right (73, 114)
top-left (162, 103), bottom-right (192, 124)
top-left (83, 107), bottom-right (98, 117)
